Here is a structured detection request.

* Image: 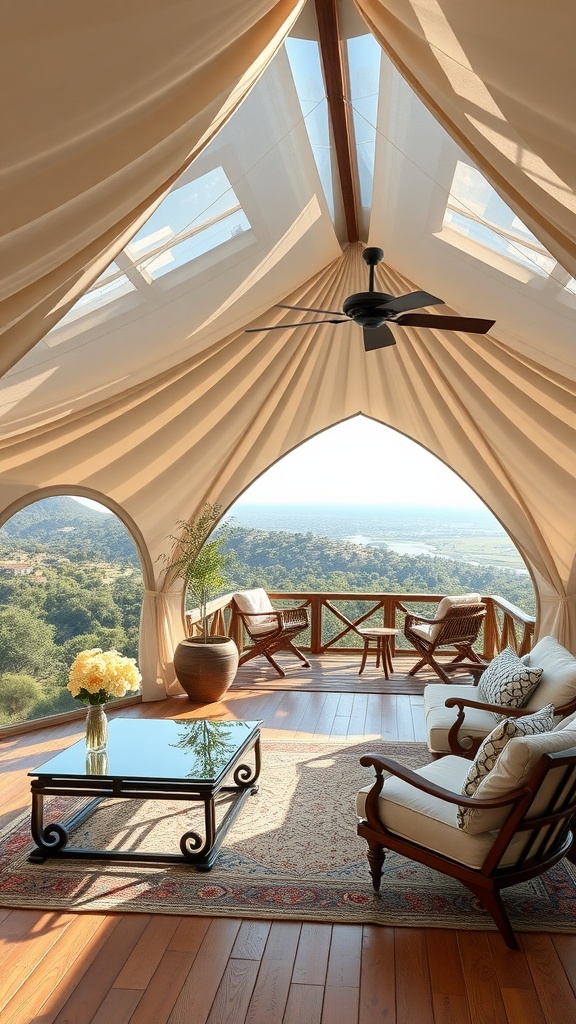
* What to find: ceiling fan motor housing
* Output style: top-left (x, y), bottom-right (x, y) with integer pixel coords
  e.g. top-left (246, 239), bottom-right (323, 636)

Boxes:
top-left (342, 291), bottom-right (394, 328)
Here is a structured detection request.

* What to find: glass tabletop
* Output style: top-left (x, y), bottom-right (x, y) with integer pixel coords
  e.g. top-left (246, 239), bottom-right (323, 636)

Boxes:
top-left (28, 719), bottom-right (260, 785)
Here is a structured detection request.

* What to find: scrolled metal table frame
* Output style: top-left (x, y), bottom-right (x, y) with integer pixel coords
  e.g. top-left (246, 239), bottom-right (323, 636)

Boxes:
top-left (28, 729), bottom-right (261, 871)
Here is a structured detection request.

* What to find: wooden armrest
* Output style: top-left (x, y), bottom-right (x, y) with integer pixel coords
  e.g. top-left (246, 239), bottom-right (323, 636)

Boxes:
top-left (359, 753), bottom-right (529, 810)
top-left (444, 696), bottom-right (526, 716)
top-left (404, 610), bottom-right (440, 626)
top-left (555, 698), bottom-right (576, 717)
top-left (445, 696), bottom-right (530, 758)
top-left (238, 610), bottom-right (280, 621)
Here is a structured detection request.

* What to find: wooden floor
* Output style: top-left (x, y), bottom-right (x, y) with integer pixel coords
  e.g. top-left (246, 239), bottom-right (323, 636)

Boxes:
top-left (2, 657), bottom-right (576, 1024)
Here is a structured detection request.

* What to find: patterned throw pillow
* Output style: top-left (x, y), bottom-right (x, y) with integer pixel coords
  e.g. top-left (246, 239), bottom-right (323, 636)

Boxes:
top-left (456, 704), bottom-right (555, 830)
top-left (477, 646), bottom-right (543, 717)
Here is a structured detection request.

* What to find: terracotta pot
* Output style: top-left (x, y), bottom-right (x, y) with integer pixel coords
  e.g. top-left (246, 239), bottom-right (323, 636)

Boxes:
top-left (173, 635), bottom-right (239, 703)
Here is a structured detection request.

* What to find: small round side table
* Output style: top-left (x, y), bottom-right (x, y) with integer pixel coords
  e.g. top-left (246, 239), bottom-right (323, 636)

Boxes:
top-left (357, 627), bottom-right (399, 679)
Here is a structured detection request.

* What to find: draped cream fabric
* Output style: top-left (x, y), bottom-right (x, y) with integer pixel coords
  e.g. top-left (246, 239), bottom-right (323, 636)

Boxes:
top-left (1, 2), bottom-right (576, 699)
top-left (1, 245), bottom-right (575, 697)
top-left (355, 0), bottom-right (576, 275)
top-left (0, 0), bottom-right (304, 377)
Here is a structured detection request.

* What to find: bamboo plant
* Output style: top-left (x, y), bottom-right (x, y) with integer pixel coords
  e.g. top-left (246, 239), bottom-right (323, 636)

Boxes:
top-left (162, 504), bottom-right (232, 642)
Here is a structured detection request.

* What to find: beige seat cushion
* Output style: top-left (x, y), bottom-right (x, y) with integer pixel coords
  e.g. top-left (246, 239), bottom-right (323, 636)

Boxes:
top-left (424, 683), bottom-right (499, 754)
top-left (356, 755), bottom-right (527, 870)
top-left (423, 636), bottom-right (576, 754)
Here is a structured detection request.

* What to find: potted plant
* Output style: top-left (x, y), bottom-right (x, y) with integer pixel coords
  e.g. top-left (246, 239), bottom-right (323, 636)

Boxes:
top-left (161, 504), bottom-right (238, 702)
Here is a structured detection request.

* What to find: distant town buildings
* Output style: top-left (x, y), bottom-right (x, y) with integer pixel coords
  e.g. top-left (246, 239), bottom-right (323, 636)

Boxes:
top-left (0, 561), bottom-right (34, 575)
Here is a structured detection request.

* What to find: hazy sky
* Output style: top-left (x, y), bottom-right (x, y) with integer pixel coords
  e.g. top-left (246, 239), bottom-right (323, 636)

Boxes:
top-left (74, 416), bottom-right (483, 512)
top-left (238, 416), bottom-right (482, 508)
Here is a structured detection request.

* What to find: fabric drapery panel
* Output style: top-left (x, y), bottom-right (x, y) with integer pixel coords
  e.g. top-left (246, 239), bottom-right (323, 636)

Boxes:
top-left (139, 589), bottom-right (186, 700)
top-left (1, 245), bottom-right (575, 693)
top-left (355, 0), bottom-right (576, 276)
top-left (0, 0), bottom-right (304, 378)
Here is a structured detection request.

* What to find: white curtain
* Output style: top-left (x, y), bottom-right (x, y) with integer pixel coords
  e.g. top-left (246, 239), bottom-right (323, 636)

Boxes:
top-left (0, 0), bottom-right (304, 377)
top-left (355, 0), bottom-right (576, 275)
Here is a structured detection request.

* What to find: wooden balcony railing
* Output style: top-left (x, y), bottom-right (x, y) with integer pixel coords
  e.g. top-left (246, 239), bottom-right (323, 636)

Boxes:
top-left (186, 591), bottom-right (536, 662)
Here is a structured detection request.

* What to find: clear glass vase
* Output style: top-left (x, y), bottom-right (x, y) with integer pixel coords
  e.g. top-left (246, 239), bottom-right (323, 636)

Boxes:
top-left (85, 704), bottom-right (108, 753)
top-left (86, 750), bottom-right (109, 775)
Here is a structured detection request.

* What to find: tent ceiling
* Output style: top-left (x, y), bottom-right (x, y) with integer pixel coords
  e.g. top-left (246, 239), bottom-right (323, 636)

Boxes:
top-left (2, 0), bottom-right (575, 440)
top-left (1, 0), bottom-right (576, 680)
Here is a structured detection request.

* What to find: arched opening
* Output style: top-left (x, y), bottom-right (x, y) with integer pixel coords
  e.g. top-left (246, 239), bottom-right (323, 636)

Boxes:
top-left (216, 417), bottom-right (536, 665)
top-left (0, 493), bottom-right (144, 728)
top-left (224, 416), bottom-right (533, 606)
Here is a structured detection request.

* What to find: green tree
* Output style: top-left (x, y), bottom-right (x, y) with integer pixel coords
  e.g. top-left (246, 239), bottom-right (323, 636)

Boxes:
top-left (0, 606), bottom-right (56, 676)
top-left (0, 673), bottom-right (43, 721)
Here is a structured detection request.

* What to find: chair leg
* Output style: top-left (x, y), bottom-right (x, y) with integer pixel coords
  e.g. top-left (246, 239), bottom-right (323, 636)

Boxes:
top-left (263, 650), bottom-right (286, 677)
top-left (359, 640), bottom-right (369, 675)
top-left (465, 882), bottom-right (518, 950)
top-left (285, 641), bottom-right (311, 668)
top-left (408, 656), bottom-right (426, 677)
top-left (449, 645), bottom-right (486, 665)
top-left (239, 636), bottom-right (309, 677)
top-left (366, 841), bottom-right (385, 892)
top-left (428, 657), bottom-right (453, 685)
top-left (238, 646), bottom-right (260, 666)
top-left (410, 652), bottom-right (453, 683)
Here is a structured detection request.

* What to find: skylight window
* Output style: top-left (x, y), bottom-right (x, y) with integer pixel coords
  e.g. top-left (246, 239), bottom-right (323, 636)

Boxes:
top-left (125, 168), bottom-right (251, 280)
top-left (49, 168), bottom-right (252, 333)
top-left (346, 34), bottom-right (381, 210)
top-left (443, 162), bottom-right (556, 277)
top-left (285, 37), bottom-right (335, 220)
top-left (57, 263), bottom-right (136, 326)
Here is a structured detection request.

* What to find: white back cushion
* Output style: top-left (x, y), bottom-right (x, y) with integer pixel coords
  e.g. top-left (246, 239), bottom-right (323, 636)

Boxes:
top-left (233, 589), bottom-right (278, 635)
top-left (458, 705), bottom-right (555, 831)
top-left (460, 716), bottom-right (576, 834)
top-left (428, 593), bottom-right (481, 641)
top-left (233, 589), bottom-right (275, 615)
top-left (522, 636), bottom-right (576, 711)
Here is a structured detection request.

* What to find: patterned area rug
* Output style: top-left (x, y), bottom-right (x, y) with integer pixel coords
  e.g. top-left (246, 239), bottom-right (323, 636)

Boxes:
top-left (2, 739), bottom-right (576, 933)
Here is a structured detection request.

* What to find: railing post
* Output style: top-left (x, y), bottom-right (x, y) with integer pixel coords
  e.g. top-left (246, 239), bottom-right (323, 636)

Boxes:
top-left (229, 606), bottom-right (244, 652)
top-left (310, 595), bottom-right (323, 654)
top-left (482, 598), bottom-right (498, 660)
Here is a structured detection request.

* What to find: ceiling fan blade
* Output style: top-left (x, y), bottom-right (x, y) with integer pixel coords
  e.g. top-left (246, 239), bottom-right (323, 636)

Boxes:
top-left (275, 302), bottom-right (343, 316)
top-left (376, 290), bottom-right (444, 314)
top-left (245, 319), bottom-right (347, 333)
top-left (363, 324), bottom-right (397, 351)
top-left (394, 313), bottom-right (495, 334)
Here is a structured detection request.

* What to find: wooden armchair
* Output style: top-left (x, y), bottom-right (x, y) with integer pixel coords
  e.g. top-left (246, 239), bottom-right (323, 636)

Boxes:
top-left (424, 635), bottom-right (576, 757)
top-left (399, 594), bottom-right (487, 684)
top-left (232, 588), bottom-right (310, 677)
top-left (357, 720), bottom-right (576, 948)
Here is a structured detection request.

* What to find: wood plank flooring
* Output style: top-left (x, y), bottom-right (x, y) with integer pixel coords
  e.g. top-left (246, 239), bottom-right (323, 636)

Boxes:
top-left (1, 662), bottom-right (576, 1024)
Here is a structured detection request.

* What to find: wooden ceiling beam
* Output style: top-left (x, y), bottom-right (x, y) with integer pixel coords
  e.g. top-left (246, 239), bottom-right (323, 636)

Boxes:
top-left (314, 0), bottom-right (359, 244)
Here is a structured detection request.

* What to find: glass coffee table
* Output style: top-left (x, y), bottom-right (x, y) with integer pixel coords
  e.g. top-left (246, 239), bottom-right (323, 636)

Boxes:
top-left (28, 718), bottom-right (261, 870)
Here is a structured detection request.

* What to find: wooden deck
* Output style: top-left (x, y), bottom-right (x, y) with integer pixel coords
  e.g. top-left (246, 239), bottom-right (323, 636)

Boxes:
top-left (1, 658), bottom-right (576, 1024)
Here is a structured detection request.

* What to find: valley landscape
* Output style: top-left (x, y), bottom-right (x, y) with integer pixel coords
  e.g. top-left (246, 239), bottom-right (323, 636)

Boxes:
top-left (0, 496), bottom-right (534, 726)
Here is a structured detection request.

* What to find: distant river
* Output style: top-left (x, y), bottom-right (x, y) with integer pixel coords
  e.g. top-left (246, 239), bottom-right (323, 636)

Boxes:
top-left (346, 533), bottom-right (438, 556)
top-left (225, 502), bottom-right (526, 574)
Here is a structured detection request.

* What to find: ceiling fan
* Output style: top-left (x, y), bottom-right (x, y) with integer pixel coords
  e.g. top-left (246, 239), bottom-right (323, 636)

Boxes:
top-left (246, 247), bottom-right (495, 351)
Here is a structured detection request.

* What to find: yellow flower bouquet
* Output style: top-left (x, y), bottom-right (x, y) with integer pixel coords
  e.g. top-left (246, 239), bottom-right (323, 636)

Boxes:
top-left (68, 648), bottom-right (142, 706)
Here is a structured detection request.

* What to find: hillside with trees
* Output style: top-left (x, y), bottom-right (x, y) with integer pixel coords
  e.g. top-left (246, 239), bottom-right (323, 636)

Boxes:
top-left (0, 496), bottom-right (535, 726)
